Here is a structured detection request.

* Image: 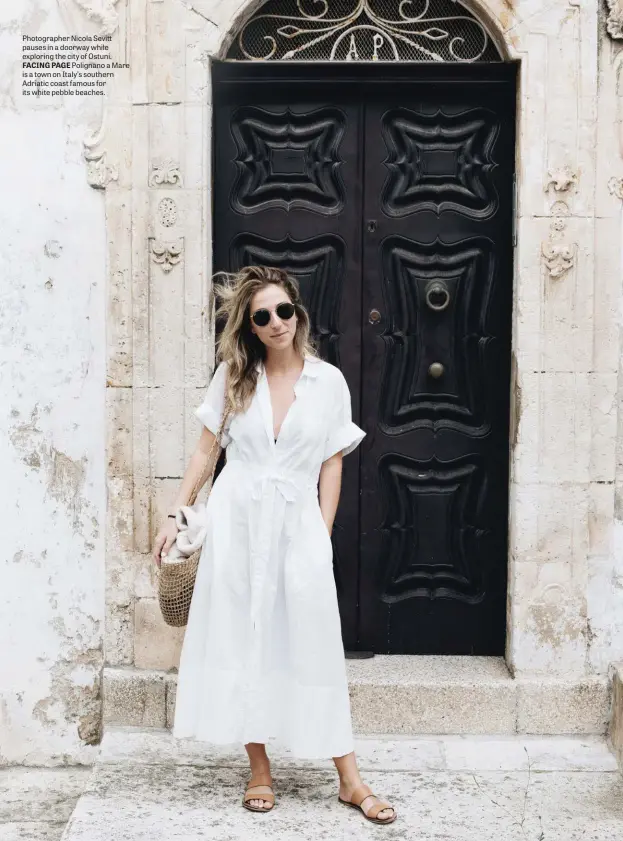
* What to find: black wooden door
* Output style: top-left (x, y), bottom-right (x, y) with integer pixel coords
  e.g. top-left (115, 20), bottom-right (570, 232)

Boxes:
top-left (213, 63), bottom-right (517, 655)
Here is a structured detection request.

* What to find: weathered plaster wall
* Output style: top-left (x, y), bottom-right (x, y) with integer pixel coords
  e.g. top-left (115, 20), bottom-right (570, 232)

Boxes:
top-left (0, 2), bottom-right (106, 764)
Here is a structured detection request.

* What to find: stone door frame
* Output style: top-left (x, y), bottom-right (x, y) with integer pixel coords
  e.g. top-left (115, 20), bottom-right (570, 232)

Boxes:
top-left (74, 0), bottom-right (622, 686)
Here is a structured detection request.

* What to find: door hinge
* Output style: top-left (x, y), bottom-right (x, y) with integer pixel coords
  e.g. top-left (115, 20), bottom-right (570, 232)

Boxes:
top-left (512, 172), bottom-right (518, 248)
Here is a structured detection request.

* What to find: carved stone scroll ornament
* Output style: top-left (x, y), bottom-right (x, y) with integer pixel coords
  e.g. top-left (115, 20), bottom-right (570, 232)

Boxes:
top-left (542, 217), bottom-right (575, 280)
top-left (541, 166), bottom-right (577, 280)
top-left (150, 238), bottom-right (184, 273)
top-left (149, 159), bottom-right (183, 188)
top-left (542, 241), bottom-right (575, 279)
top-left (606, 0), bottom-right (623, 39)
top-left (83, 118), bottom-right (119, 190)
top-left (608, 176), bottom-right (623, 200)
top-left (58, 0), bottom-right (122, 36)
top-left (544, 166), bottom-right (578, 193)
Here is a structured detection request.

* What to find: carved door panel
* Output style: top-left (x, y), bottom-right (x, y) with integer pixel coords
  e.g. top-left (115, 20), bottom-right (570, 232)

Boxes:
top-left (213, 77), bottom-right (364, 648)
top-left (359, 82), bottom-right (516, 654)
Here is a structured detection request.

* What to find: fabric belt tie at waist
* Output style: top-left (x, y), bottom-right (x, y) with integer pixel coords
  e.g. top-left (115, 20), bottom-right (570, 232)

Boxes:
top-left (250, 471), bottom-right (301, 505)
top-left (230, 465), bottom-right (317, 638)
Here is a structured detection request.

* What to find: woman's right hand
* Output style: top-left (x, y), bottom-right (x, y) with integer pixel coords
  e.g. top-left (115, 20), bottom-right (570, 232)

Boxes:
top-left (152, 518), bottom-right (179, 567)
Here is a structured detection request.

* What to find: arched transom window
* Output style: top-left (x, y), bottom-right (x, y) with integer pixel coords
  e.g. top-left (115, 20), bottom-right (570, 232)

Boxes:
top-left (226, 0), bottom-right (502, 62)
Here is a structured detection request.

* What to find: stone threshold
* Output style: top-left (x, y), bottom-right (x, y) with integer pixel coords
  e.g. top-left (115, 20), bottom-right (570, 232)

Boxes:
top-left (103, 656), bottom-right (612, 736)
top-left (97, 726), bottom-right (621, 773)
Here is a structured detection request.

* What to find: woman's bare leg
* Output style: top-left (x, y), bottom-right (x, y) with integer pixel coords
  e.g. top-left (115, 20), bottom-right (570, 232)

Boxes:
top-left (244, 742), bottom-right (273, 809)
top-left (333, 751), bottom-right (395, 821)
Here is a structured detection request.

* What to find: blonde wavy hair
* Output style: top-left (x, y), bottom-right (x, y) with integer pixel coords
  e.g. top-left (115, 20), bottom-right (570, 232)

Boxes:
top-left (212, 266), bottom-right (319, 414)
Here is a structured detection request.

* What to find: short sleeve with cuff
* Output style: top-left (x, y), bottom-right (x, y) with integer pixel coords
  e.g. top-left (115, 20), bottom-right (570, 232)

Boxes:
top-left (322, 368), bottom-right (366, 462)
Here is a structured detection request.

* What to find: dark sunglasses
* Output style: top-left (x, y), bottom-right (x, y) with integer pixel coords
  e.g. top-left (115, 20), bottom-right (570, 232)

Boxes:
top-left (251, 302), bottom-right (295, 327)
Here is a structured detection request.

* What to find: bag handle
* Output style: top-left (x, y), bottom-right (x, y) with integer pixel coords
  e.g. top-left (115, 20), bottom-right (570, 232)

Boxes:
top-left (186, 373), bottom-right (232, 507)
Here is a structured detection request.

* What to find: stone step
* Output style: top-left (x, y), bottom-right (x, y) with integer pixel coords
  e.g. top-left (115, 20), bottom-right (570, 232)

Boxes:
top-left (103, 656), bottom-right (611, 735)
top-left (96, 726), bottom-right (621, 772)
top-left (60, 727), bottom-right (623, 841)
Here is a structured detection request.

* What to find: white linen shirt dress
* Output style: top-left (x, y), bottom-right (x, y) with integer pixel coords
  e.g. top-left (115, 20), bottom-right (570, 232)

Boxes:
top-left (173, 354), bottom-right (366, 759)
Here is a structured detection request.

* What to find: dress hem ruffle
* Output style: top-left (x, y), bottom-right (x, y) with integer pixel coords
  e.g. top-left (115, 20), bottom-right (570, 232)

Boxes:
top-left (171, 729), bottom-right (355, 761)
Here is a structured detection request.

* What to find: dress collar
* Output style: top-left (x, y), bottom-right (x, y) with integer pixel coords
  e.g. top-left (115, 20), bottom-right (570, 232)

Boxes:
top-left (256, 354), bottom-right (321, 379)
top-left (302, 354), bottom-right (321, 378)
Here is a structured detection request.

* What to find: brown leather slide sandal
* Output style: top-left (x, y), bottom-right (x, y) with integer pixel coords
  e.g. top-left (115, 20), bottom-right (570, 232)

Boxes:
top-left (242, 784), bottom-right (275, 813)
top-left (338, 783), bottom-right (397, 824)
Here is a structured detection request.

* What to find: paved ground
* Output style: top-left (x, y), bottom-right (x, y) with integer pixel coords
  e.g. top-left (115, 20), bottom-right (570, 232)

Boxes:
top-left (0, 767), bottom-right (90, 841)
top-left (56, 728), bottom-right (623, 841)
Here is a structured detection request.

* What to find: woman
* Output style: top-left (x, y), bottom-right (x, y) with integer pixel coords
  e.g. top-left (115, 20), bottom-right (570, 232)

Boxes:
top-left (152, 266), bottom-right (397, 825)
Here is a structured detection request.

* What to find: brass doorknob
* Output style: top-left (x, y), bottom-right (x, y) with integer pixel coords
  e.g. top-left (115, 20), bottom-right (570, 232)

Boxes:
top-left (428, 362), bottom-right (444, 378)
top-left (369, 308), bottom-right (381, 324)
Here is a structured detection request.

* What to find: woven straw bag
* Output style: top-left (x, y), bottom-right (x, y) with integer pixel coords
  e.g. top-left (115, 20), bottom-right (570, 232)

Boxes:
top-left (157, 396), bottom-right (231, 627)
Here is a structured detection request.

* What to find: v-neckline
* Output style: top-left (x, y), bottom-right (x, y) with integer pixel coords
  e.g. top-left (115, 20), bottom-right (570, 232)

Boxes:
top-left (259, 359), bottom-right (306, 448)
top-left (269, 381), bottom-right (299, 445)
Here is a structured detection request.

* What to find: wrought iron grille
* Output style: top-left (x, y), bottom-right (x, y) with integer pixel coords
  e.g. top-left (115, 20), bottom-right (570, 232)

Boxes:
top-left (226, 0), bottom-right (502, 62)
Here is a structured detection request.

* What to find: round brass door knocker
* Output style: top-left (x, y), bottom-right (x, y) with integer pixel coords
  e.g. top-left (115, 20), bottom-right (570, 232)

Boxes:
top-left (425, 280), bottom-right (451, 312)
